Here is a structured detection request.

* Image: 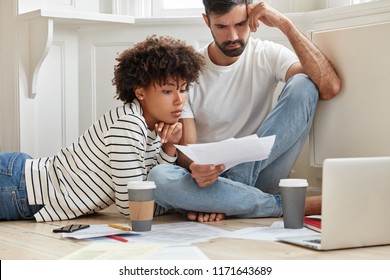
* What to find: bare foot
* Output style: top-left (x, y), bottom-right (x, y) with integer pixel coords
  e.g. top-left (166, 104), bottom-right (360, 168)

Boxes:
top-left (305, 195), bottom-right (322, 215)
top-left (187, 211), bottom-right (225, 222)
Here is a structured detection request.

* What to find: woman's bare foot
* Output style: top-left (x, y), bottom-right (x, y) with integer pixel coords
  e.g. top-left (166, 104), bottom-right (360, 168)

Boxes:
top-left (187, 211), bottom-right (225, 222)
top-left (304, 195), bottom-right (322, 215)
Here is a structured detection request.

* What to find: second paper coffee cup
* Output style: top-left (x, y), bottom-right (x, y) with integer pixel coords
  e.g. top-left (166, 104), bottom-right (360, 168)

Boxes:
top-left (279, 178), bottom-right (308, 229)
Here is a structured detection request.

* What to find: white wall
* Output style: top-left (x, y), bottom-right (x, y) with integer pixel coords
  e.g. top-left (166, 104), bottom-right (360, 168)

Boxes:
top-left (77, 19), bottom-right (214, 132)
top-left (0, 0), bottom-right (19, 152)
top-left (2, 0), bottom-right (390, 189)
top-left (18, 22), bottom-right (80, 157)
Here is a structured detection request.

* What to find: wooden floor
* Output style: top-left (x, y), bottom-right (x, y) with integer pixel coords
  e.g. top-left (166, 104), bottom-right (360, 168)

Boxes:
top-left (1, 205), bottom-right (390, 260)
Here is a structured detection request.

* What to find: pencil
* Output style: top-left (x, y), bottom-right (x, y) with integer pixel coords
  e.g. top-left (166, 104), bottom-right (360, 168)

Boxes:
top-left (108, 224), bottom-right (132, 231)
top-left (107, 235), bottom-right (128, 243)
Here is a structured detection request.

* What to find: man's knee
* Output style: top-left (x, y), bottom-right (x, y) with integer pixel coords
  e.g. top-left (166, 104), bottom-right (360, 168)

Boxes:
top-left (282, 74), bottom-right (319, 110)
top-left (288, 74), bottom-right (318, 100)
top-left (148, 164), bottom-right (189, 208)
top-left (148, 164), bottom-right (187, 186)
top-left (148, 164), bottom-right (171, 183)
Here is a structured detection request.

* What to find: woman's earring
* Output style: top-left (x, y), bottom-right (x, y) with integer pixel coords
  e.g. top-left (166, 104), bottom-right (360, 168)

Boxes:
top-left (135, 88), bottom-right (145, 100)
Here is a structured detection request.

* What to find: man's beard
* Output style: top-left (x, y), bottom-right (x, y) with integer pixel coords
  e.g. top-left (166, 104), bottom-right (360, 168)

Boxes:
top-left (214, 36), bottom-right (247, 57)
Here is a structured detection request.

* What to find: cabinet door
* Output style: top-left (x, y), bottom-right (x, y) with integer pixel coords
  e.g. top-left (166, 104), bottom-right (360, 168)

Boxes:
top-left (18, 0), bottom-right (100, 14)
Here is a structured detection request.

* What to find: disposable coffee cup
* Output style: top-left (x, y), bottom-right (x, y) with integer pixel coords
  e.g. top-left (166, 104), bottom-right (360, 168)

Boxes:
top-left (279, 179), bottom-right (308, 229)
top-left (127, 181), bottom-right (156, 232)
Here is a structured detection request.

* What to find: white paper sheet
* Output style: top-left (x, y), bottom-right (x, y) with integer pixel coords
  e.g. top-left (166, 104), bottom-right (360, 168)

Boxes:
top-left (61, 242), bottom-right (165, 260)
top-left (60, 222), bottom-right (229, 246)
top-left (60, 224), bottom-right (139, 239)
top-left (123, 222), bottom-right (230, 246)
top-left (62, 242), bottom-right (209, 260)
top-left (175, 134), bottom-right (275, 169)
top-left (147, 246), bottom-right (209, 260)
top-left (223, 221), bottom-right (319, 241)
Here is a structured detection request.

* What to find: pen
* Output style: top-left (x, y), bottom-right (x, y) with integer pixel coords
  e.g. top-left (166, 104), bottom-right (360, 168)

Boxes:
top-left (108, 224), bottom-right (132, 231)
top-left (107, 235), bottom-right (128, 243)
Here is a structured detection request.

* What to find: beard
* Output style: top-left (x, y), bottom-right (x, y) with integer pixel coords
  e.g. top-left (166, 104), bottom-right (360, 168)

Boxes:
top-left (212, 32), bottom-right (248, 57)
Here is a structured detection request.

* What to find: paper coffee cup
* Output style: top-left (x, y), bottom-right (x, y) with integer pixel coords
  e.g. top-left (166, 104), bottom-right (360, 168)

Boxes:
top-left (127, 181), bottom-right (156, 232)
top-left (279, 179), bottom-right (308, 229)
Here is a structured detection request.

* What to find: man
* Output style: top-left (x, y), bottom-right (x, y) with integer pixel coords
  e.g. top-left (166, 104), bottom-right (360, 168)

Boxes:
top-left (148, 0), bottom-right (341, 222)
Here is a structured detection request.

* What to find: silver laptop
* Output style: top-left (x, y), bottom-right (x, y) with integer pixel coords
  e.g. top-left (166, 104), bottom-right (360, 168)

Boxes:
top-left (278, 157), bottom-right (390, 250)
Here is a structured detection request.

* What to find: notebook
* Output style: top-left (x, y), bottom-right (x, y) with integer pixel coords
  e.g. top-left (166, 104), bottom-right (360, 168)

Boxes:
top-left (278, 157), bottom-right (390, 250)
top-left (303, 216), bottom-right (321, 232)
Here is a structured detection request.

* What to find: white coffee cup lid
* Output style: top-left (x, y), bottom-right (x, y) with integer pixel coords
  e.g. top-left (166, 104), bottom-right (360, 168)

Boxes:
top-left (279, 178), bottom-right (308, 187)
top-left (127, 181), bottom-right (156, 190)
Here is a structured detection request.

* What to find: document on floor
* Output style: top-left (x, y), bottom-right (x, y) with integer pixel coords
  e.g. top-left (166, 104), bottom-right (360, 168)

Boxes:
top-left (223, 221), bottom-right (318, 241)
top-left (62, 243), bottom-right (209, 260)
top-left (60, 222), bottom-right (228, 246)
top-left (61, 242), bottom-right (164, 260)
top-left (175, 134), bottom-right (275, 169)
top-left (123, 222), bottom-right (230, 246)
top-left (60, 224), bottom-right (139, 239)
top-left (147, 246), bottom-right (209, 260)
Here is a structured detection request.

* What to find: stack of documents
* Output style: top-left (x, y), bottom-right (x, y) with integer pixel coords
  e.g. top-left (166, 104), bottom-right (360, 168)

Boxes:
top-left (175, 134), bottom-right (275, 169)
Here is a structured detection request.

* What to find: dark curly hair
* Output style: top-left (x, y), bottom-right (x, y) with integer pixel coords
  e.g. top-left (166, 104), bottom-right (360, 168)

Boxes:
top-left (112, 35), bottom-right (206, 104)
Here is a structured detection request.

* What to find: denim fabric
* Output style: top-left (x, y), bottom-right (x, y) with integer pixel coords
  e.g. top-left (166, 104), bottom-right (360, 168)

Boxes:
top-left (148, 74), bottom-right (319, 218)
top-left (0, 152), bottom-right (42, 220)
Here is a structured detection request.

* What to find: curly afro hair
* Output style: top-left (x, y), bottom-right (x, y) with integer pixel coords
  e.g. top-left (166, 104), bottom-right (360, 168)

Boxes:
top-left (112, 35), bottom-right (206, 104)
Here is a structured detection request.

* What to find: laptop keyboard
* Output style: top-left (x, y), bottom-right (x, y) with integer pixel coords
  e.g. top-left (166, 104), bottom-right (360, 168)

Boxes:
top-left (305, 238), bottom-right (321, 244)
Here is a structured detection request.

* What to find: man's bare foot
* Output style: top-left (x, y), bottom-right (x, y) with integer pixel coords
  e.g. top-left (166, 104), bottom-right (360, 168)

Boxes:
top-left (305, 195), bottom-right (322, 216)
top-left (187, 211), bottom-right (225, 222)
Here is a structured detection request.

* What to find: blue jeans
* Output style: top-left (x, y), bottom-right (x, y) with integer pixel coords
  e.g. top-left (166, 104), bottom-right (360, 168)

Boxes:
top-left (0, 152), bottom-right (42, 220)
top-left (148, 74), bottom-right (319, 218)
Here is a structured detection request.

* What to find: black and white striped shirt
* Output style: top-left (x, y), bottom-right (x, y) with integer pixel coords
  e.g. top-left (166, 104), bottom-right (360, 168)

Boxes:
top-left (25, 100), bottom-right (175, 222)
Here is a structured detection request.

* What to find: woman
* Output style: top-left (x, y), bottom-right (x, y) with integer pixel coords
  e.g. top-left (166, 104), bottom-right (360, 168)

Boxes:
top-left (0, 35), bottom-right (205, 222)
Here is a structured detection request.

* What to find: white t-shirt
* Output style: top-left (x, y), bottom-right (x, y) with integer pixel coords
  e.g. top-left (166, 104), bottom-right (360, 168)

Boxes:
top-left (182, 37), bottom-right (298, 143)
